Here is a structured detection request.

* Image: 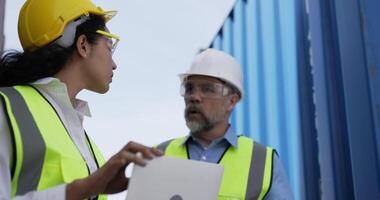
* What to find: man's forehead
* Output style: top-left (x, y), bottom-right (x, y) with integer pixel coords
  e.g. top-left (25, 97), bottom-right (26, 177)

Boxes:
top-left (186, 75), bottom-right (223, 84)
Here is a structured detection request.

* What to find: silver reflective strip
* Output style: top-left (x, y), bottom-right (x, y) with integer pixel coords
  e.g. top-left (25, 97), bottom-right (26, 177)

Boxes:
top-left (0, 87), bottom-right (46, 195)
top-left (156, 139), bottom-right (174, 153)
top-left (245, 142), bottom-right (267, 200)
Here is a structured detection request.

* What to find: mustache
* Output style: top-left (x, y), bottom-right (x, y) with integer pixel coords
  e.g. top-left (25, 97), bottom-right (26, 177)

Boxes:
top-left (185, 104), bottom-right (204, 116)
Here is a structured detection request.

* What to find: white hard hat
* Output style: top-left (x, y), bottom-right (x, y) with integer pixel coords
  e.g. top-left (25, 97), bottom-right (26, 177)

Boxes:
top-left (179, 48), bottom-right (244, 98)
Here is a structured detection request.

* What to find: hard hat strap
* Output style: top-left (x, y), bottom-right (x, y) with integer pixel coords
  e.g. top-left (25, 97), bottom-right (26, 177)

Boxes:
top-left (55, 16), bottom-right (90, 48)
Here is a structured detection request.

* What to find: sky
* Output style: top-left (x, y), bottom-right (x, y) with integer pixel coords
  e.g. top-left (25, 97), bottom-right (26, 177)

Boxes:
top-left (4, 0), bottom-right (235, 199)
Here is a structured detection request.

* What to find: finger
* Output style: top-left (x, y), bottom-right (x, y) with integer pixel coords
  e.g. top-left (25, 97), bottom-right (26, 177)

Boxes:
top-left (151, 147), bottom-right (163, 156)
top-left (122, 141), bottom-right (149, 153)
top-left (122, 142), bottom-right (155, 159)
top-left (109, 150), bottom-right (146, 167)
top-left (141, 147), bottom-right (156, 160)
top-left (115, 150), bottom-right (147, 167)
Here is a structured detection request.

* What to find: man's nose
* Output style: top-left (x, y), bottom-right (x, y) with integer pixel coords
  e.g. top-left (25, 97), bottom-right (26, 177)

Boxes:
top-left (185, 89), bottom-right (202, 103)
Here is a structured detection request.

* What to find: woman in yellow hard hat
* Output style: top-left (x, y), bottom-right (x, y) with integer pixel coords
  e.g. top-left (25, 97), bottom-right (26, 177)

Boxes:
top-left (0, 0), bottom-right (162, 199)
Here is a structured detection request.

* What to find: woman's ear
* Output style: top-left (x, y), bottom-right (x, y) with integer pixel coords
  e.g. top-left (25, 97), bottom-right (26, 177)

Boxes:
top-left (76, 35), bottom-right (91, 58)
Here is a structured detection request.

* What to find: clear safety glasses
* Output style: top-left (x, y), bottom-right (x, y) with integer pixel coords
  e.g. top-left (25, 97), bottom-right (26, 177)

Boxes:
top-left (180, 80), bottom-right (232, 99)
top-left (96, 30), bottom-right (120, 54)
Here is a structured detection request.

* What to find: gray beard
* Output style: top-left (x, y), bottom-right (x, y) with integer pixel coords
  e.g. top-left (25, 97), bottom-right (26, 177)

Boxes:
top-left (184, 103), bottom-right (226, 135)
top-left (186, 119), bottom-right (213, 134)
top-left (185, 111), bottom-right (214, 134)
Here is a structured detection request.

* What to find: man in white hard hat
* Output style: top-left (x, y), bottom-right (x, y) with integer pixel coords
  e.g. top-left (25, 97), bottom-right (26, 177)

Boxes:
top-left (157, 48), bottom-right (294, 199)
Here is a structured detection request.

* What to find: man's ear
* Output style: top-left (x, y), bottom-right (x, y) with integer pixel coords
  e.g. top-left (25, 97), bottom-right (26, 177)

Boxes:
top-left (76, 35), bottom-right (91, 58)
top-left (227, 94), bottom-right (240, 112)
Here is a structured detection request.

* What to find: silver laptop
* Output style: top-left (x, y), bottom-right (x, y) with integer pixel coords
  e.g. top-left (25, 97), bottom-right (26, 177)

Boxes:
top-left (126, 156), bottom-right (224, 200)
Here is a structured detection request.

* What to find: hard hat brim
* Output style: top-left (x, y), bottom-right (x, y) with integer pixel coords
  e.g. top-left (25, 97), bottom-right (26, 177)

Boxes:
top-left (102, 10), bottom-right (117, 22)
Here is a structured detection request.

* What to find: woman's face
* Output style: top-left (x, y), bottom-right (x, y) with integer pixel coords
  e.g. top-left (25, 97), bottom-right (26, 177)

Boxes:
top-left (82, 34), bottom-right (117, 94)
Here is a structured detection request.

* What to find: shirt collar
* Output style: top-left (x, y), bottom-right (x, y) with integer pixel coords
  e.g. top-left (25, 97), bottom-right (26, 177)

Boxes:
top-left (224, 126), bottom-right (238, 148)
top-left (181, 125), bottom-right (238, 148)
top-left (31, 77), bottom-right (92, 117)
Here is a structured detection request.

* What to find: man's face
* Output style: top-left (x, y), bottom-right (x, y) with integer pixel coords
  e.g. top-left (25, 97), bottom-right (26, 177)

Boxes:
top-left (183, 75), bottom-right (233, 134)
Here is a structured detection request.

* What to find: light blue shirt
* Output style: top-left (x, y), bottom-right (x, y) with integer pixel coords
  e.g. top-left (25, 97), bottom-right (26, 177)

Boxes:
top-left (182, 126), bottom-right (294, 200)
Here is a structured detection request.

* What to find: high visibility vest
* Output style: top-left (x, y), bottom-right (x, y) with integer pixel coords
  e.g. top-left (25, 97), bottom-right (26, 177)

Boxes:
top-left (0, 85), bottom-right (106, 200)
top-left (157, 136), bottom-right (274, 200)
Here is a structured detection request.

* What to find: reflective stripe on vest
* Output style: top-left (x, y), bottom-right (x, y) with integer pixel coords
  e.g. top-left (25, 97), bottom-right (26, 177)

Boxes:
top-left (159, 136), bottom-right (274, 200)
top-left (0, 86), bottom-right (106, 199)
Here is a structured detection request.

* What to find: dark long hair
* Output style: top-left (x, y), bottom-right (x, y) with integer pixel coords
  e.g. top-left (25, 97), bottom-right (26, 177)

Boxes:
top-left (0, 14), bottom-right (106, 87)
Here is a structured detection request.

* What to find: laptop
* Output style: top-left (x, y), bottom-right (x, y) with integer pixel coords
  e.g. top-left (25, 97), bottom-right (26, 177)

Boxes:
top-left (125, 156), bottom-right (224, 200)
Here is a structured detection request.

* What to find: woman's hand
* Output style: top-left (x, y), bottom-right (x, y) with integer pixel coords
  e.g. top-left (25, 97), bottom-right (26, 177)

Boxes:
top-left (66, 141), bottom-right (163, 200)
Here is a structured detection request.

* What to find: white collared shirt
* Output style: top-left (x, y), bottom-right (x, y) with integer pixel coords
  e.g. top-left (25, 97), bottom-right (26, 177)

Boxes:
top-left (0, 78), bottom-right (98, 200)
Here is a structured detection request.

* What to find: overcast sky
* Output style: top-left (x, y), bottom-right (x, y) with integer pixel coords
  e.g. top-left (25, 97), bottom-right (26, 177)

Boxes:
top-left (4, 0), bottom-right (235, 199)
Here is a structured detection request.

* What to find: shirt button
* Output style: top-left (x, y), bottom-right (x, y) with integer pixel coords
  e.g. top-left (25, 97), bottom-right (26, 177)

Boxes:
top-left (201, 156), bottom-right (206, 160)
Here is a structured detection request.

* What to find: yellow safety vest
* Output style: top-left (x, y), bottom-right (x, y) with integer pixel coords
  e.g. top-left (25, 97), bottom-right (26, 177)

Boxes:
top-left (0, 85), bottom-right (106, 200)
top-left (158, 136), bottom-right (274, 200)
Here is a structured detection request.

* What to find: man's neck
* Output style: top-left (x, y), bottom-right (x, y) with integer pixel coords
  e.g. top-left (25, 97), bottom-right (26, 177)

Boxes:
top-left (192, 122), bottom-right (229, 147)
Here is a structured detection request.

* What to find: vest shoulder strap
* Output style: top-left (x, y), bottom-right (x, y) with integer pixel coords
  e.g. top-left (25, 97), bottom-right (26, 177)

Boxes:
top-left (246, 140), bottom-right (275, 200)
top-left (156, 138), bottom-right (175, 153)
top-left (160, 137), bottom-right (188, 159)
top-left (0, 87), bottom-right (18, 180)
top-left (0, 86), bottom-right (46, 195)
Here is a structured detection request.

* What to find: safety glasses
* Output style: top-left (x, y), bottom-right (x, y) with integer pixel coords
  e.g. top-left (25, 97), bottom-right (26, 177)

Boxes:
top-left (96, 30), bottom-right (120, 54)
top-left (180, 80), bottom-right (232, 99)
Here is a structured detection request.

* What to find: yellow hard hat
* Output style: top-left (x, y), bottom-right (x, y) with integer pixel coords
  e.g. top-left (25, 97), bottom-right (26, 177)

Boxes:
top-left (18, 0), bottom-right (116, 51)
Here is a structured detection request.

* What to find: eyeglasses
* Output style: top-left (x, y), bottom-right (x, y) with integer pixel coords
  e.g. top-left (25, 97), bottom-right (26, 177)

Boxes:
top-left (180, 80), bottom-right (232, 99)
top-left (96, 30), bottom-right (120, 54)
